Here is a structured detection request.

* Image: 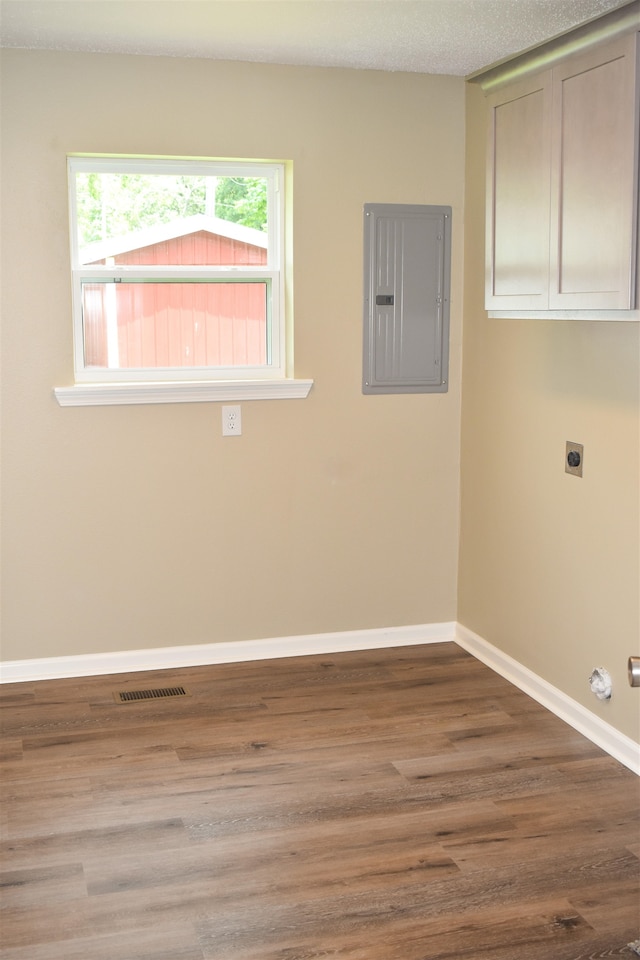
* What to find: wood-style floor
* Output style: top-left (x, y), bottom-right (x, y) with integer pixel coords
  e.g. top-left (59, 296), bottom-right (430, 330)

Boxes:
top-left (1, 642), bottom-right (639, 959)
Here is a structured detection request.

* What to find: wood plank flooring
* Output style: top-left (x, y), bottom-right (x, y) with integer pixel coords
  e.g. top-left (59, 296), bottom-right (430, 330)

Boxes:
top-left (1, 642), bottom-right (639, 959)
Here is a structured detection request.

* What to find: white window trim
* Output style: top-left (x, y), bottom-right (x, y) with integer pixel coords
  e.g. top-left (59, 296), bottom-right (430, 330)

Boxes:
top-left (54, 379), bottom-right (313, 407)
top-left (59, 156), bottom-right (312, 403)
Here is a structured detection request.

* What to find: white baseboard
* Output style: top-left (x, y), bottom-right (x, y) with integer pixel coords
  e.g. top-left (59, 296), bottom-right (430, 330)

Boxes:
top-left (2, 620), bottom-right (637, 775)
top-left (0, 621), bottom-right (457, 683)
top-left (455, 623), bottom-right (640, 776)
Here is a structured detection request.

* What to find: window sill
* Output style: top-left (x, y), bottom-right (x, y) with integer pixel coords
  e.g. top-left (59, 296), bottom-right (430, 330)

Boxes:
top-left (54, 378), bottom-right (314, 407)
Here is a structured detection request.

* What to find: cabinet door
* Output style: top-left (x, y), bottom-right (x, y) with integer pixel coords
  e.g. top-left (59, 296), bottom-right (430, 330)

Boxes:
top-left (485, 72), bottom-right (552, 310)
top-left (549, 34), bottom-right (639, 309)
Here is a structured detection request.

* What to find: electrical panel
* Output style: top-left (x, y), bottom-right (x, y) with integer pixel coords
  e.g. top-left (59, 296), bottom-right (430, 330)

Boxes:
top-left (363, 203), bottom-right (451, 395)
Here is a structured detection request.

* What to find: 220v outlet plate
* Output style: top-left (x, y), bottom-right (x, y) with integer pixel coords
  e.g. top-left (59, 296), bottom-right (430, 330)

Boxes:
top-left (566, 441), bottom-right (584, 477)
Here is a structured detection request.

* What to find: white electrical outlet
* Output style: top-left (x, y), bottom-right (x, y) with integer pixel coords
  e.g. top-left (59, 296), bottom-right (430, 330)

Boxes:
top-left (222, 405), bottom-right (242, 436)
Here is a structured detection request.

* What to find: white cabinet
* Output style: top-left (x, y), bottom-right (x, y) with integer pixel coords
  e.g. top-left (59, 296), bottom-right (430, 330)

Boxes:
top-left (485, 32), bottom-right (639, 316)
top-left (485, 72), bottom-right (551, 310)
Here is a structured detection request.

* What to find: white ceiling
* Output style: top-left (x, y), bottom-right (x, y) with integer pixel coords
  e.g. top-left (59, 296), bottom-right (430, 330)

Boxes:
top-left (0, 0), bottom-right (633, 77)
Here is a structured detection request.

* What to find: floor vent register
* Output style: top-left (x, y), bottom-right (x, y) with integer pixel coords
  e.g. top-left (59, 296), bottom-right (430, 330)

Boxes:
top-left (114, 686), bottom-right (190, 703)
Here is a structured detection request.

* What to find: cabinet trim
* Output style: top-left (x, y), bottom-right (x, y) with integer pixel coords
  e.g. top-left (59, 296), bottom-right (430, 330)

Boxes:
top-left (469, 0), bottom-right (640, 93)
top-left (488, 310), bottom-right (640, 321)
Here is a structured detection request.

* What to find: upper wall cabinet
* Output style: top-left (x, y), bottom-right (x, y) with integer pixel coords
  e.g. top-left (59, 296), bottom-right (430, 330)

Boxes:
top-left (485, 31), bottom-right (639, 317)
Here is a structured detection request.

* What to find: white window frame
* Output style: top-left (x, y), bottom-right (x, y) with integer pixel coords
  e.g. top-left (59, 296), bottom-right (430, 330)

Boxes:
top-left (56, 156), bottom-right (312, 406)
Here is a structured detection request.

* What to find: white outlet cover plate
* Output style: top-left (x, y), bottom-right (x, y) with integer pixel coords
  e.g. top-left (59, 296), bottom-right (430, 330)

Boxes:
top-left (222, 405), bottom-right (242, 436)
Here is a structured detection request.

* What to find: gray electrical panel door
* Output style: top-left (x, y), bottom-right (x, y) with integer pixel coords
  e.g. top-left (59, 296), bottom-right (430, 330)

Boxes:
top-left (363, 203), bottom-right (451, 394)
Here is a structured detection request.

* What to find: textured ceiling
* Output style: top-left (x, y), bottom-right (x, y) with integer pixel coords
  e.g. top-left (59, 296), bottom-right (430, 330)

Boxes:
top-left (0, 0), bottom-right (633, 76)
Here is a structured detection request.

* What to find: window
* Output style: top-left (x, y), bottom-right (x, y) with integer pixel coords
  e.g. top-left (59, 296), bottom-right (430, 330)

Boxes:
top-left (57, 157), bottom-right (311, 405)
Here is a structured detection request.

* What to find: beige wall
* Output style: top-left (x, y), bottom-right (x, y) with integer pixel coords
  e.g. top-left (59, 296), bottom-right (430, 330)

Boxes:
top-left (2, 49), bottom-right (638, 747)
top-left (0, 50), bottom-right (464, 660)
top-left (459, 82), bottom-right (640, 742)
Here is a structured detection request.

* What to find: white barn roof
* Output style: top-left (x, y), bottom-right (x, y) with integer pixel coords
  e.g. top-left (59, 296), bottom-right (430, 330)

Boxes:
top-left (80, 213), bottom-right (267, 265)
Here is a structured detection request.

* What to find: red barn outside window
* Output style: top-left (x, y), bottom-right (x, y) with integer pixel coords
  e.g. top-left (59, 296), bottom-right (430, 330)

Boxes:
top-left (68, 158), bottom-right (285, 383)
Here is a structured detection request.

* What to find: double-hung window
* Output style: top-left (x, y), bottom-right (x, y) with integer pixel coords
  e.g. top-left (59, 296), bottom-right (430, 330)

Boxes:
top-left (59, 157), bottom-right (310, 405)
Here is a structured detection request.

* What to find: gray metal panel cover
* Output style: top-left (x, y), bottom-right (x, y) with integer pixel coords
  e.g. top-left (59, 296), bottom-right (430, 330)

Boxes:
top-left (363, 203), bottom-right (451, 394)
